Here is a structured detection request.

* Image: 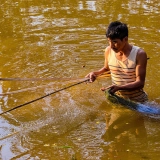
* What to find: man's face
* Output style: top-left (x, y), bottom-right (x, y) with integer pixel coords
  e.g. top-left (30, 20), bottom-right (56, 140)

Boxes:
top-left (107, 37), bottom-right (127, 53)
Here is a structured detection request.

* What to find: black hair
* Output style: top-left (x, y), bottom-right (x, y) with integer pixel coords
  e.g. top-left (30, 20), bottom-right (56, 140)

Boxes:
top-left (106, 21), bottom-right (128, 40)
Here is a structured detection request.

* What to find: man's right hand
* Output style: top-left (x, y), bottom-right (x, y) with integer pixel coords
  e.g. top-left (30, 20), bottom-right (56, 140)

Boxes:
top-left (85, 72), bottom-right (97, 82)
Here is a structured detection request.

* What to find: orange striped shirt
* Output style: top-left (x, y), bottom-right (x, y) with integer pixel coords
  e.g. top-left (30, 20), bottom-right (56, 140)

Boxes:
top-left (108, 46), bottom-right (148, 102)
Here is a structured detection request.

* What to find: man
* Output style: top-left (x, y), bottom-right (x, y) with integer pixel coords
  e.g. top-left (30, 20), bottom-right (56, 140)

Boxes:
top-left (86, 21), bottom-right (148, 102)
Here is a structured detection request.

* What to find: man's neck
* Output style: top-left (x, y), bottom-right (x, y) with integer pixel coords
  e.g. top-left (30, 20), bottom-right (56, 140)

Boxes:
top-left (119, 43), bottom-right (132, 56)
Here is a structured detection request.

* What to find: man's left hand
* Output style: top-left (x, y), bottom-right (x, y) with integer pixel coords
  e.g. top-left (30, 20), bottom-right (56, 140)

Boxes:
top-left (101, 85), bottom-right (120, 94)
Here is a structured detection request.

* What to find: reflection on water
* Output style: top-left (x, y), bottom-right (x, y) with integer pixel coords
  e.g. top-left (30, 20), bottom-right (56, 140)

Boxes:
top-left (0, 0), bottom-right (160, 159)
top-left (103, 108), bottom-right (148, 159)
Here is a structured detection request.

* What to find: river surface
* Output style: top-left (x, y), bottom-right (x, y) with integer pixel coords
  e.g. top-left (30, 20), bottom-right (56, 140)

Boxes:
top-left (0, 0), bottom-right (160, 160)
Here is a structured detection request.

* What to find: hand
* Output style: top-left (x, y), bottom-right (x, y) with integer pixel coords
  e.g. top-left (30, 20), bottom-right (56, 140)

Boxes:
top-left (101, 85), bottom-right (120, 94)
top-left (85, 72), bottom-right (96, 82)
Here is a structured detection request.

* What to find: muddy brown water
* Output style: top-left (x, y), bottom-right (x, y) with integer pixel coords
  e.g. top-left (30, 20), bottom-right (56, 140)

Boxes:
top-left (0, 0), bottom-right (160, 159)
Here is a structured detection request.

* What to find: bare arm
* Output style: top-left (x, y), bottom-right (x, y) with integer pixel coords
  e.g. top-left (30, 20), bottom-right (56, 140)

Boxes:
top-left (102, 48), bottom-right (147, 92)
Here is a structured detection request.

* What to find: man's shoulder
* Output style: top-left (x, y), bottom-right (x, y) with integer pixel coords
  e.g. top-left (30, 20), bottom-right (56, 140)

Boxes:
top-left (137, 48), bottom-right (147, 56)
top-left (105, 46), bottom-right (111, 52)
top-left (136, 47), bottom-right (147, 62)
top-left (133, 45), bottom-right (146, 54)
top-left (132, 45), bottom-right (147, 59)
top-left (104, 46), bottom-right (111, 56)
